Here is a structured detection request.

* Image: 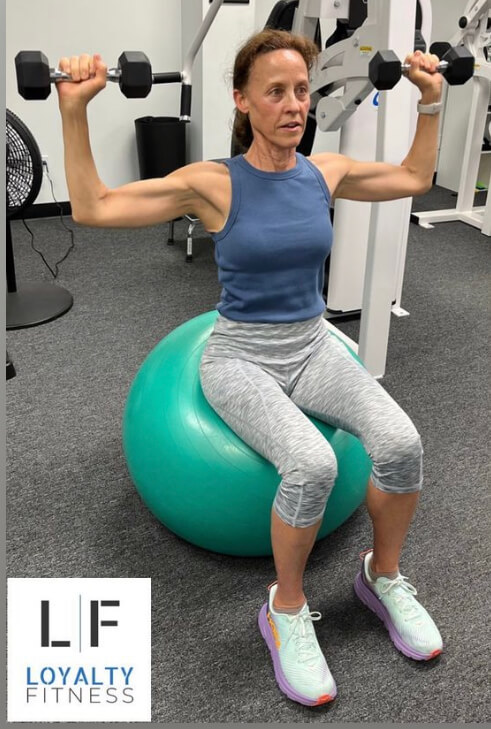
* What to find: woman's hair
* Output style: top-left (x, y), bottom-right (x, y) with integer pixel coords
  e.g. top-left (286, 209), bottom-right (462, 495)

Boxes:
top-left (232, 29), bottom-right (319, 152)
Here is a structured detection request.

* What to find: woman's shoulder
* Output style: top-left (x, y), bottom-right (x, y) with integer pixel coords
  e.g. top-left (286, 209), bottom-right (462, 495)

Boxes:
top-left (176, 159), bottom-right (232, 233)
top-left (178, 158), bottom-right (231, 195)
top-left (306, 152), bottom-right (348, 174)
top-left (306, 152), bottom-right (350, 199)
top-left (183, 158), bottom-right (232, 177)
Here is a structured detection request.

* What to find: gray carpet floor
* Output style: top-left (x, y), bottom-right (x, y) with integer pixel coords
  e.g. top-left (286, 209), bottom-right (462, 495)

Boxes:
top-left (6, 186), bottom-right (491, 723)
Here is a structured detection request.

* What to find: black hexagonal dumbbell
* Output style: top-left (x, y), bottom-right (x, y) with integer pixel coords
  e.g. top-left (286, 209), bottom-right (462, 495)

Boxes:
top-left (15, 51), bottom-right (52, 100)
top-left (15, 50), bottom-right (154, 99)
top-left (369, 45), bottom-right (475, 91)
top-left (118, 51), bottom-right (153, 98)
top-left (367, 50), bottom-right (402, 91)
top-left (435, 46), bottom-right (475, 86)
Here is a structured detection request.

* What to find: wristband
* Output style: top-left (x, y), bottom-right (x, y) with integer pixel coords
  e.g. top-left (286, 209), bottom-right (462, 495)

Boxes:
top-left (417, 100), bottom-right (442, 115)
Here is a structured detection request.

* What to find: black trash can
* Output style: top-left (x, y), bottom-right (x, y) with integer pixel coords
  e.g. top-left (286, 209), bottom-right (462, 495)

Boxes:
top-left (135, 116), bottom-right (186, 179)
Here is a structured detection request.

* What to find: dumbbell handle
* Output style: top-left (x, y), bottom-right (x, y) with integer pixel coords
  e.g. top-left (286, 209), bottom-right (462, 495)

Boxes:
top-left (401, 60), bottom-right (448, 76)
top-left (50, 68), bottom-right (183, 84)
top-left (50, 67), bottom-right (121, 83)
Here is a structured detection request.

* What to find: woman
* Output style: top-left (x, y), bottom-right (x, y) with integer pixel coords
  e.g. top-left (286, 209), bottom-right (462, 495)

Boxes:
top-left (57, 29), bottom-right (443, 707)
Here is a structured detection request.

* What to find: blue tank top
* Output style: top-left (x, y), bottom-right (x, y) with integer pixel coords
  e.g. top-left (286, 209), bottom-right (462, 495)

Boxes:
top-left (211, 153), bottom-right (333, 323)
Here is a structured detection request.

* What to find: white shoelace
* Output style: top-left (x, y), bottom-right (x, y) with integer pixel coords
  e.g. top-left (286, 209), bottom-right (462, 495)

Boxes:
top-left (378, 575), bottom-right (422, 623)
top-left (284, 611), bottom-right (323, 665)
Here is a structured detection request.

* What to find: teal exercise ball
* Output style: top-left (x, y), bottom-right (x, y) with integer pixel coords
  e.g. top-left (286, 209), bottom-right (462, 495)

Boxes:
top-left (122, 311), bottom-right (371, 557)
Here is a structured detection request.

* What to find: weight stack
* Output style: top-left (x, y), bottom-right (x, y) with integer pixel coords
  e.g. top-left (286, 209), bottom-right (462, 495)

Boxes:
top-left (134, 116), bottom-right (186, 178)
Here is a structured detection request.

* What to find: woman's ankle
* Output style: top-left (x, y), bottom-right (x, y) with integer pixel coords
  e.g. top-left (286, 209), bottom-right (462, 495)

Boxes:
top-left (369, 557), bottom-right (399, 581)
top-left (273, 586), bottom-right (306, 613)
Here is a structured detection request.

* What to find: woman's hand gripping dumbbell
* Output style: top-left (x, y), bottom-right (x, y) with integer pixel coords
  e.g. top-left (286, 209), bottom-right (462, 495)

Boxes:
top-left (15, 50), bottom-right (159, 101)
top-left (56, 54), bottom-right (111, 107)
top-left (369, 45), bottom-right (475, 91)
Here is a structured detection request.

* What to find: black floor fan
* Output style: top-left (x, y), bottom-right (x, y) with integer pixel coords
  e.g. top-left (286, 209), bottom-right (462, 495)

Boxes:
top-left (6, 108), bottom-right (73, 329)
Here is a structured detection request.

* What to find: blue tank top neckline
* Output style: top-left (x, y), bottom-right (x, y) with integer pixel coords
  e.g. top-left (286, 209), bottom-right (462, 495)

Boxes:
top-left (236, 153), bottom-right (302, 180)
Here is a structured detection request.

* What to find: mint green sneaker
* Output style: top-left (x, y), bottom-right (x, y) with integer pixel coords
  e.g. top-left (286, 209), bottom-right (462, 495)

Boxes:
top-left (354, 550), bottom-right (443, 661)
top-left (258, 582), bottom-right (337, 706)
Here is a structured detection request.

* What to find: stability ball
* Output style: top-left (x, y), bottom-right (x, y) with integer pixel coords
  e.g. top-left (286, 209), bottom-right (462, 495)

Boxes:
top-left (122, 310), bottom-right (371, 557)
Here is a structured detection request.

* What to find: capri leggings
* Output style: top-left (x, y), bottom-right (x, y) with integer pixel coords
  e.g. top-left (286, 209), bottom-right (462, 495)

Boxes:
top-left (199, 313), bottom-right (423, 529)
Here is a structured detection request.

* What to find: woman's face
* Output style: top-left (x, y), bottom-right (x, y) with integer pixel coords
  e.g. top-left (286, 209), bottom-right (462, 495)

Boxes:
top-left (234, 49), bottom-right (311, 149)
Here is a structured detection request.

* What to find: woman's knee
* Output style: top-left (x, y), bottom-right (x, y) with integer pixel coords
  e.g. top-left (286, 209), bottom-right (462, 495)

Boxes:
top-left (283, 447), bottom-right (338, 489)
top-left (370, 422), bottom-right (424, 494)
top-left (274, 450), bottom-right (338, 527)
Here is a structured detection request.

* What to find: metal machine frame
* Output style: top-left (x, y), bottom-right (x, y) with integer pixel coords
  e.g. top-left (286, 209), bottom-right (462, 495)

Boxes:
top-left (412, 0), bottom-right (491, 236)
top-left (292, 0), bottom-right (431, 376)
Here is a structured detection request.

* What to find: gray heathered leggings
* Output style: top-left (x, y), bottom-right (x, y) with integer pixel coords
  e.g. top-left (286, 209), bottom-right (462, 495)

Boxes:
top-left (199, 313), bottom-right (423, 528)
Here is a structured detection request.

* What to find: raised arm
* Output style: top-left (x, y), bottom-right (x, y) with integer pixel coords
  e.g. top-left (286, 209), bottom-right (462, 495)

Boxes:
top-left (313, 51), bottom-right (443, 203)
top-left (57, 54), bottom-right (213, 228)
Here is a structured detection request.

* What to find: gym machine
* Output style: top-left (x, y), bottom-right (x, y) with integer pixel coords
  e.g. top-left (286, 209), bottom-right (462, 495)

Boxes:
top-left (287, 0), bottom-right (433, 376)
top-left (289, 0), bottom-right (473, 375)
top-left (412, 0), bottom-right (491, 236)
top-left (248, 0), bottom-right (473, 376)
top-left (244, 0), bottom-right (473, 376)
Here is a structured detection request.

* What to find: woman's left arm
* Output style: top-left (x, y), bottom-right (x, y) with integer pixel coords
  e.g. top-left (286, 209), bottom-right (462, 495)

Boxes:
top-left (316, 51), bottom-right (443, 202)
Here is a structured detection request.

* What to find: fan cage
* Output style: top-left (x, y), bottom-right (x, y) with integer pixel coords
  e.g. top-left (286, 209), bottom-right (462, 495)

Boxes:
top-left (6, 108), bottom-right (43, 219)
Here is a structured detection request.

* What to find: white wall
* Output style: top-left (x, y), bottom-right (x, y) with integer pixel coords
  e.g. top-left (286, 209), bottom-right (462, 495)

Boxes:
top-left (201, 0), bottom-right (274, 160)
top-left (183, 0), bottom-right (205, 164)
top-left (188, 0), bottom-right (259, 162)
top-left (6, 0), bottom-right (182, 204)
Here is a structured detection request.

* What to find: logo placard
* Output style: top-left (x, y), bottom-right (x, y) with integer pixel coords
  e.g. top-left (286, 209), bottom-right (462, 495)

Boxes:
top-left (8, 578), bottom-right (151, 721)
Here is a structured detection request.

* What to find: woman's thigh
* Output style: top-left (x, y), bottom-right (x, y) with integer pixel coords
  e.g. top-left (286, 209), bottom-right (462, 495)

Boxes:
top-left (290, 331), bottom-right (421, 459)
top-left (199, 354), bottom-right (337, 485)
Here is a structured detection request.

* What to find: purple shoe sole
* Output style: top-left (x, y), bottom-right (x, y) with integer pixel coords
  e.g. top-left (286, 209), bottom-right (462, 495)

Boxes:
top-left (353, 572), bottom-right (443, 661)
top-left (258, 604), bottom-right (337, 707)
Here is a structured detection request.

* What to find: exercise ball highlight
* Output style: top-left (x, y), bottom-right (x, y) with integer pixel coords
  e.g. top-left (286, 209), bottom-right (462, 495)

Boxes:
top-left (122, 310), bottom-right (371, 556)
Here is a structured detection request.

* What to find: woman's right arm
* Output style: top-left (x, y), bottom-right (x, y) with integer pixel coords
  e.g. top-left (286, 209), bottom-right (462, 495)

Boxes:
top-left (58, 53), bottom-right (202, 228)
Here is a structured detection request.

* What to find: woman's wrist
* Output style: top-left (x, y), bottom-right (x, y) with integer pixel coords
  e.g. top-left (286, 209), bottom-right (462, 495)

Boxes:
top-left (418, 90), bottom-right (442, 106)
top-left (59, 98), bottom-right (90, 117)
